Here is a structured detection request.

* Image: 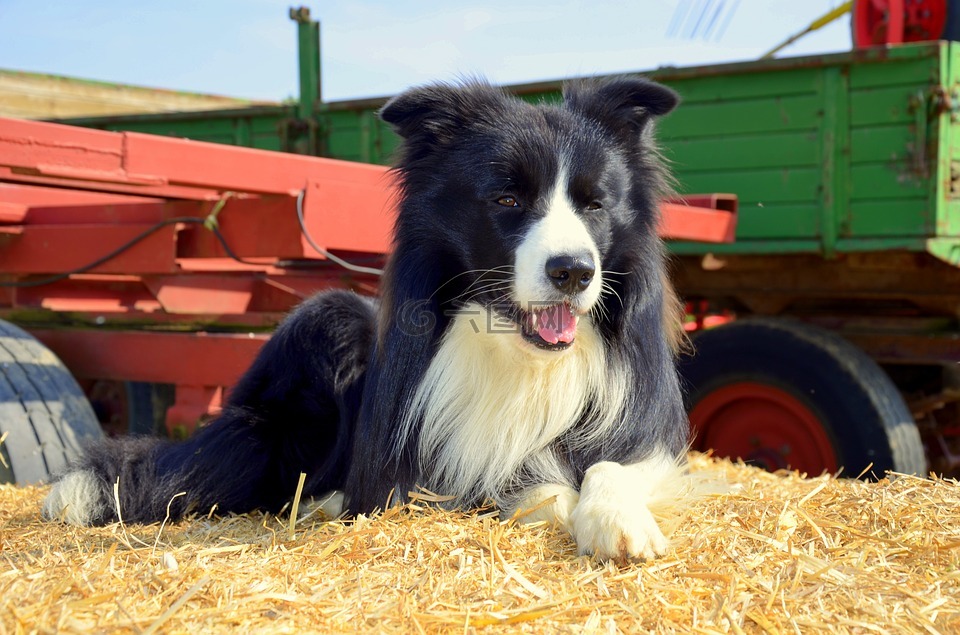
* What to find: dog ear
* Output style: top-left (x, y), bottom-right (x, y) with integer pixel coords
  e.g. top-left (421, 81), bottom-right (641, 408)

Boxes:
top-left (564, 77), bottom-right (679, 140)
top-left (380, 81), bottom-right (503, 144)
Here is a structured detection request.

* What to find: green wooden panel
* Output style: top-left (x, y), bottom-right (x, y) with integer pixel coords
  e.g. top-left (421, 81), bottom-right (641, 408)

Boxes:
top-left (658, 95), bottom-right (821, 138)
top-left (661, 68), bottom-right (821, 103)
top-left (324, 110), bottom-right (365, 162)
top-left (676, 167), bottom-right (821, 206)
top-left (850, 85), bottom-right (923, 126)
top-left (326, 133), bottom-right (364, 162)
top-left (850, 124), bottom-right (914, 164)
top-left (846, 199), bottom-right (932, 237)
top-left (141, 120), bottom-right (236, 141)
top-left (251, 134), bottom-right (282, 152)
top-left (850, 164), bottom-right (929, 200)
top-left (667, 131), bottom-right (819, 172)
top-left (669, 239), bottom-right (823, 255)
top-left (941, 200), bottom-right (960, 237)
top-left (732, 203), bottom-right (820, 239)
top-left (323, 110), bottom-right (435, 164)
top-left (375, 121), bottom-right (402, 163)
top-left (849, 52), bottom-right (939, 89)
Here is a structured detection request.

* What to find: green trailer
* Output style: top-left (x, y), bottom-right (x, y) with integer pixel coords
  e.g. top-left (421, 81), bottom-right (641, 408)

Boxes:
top-left (57, 11), bottom-right (960, 479)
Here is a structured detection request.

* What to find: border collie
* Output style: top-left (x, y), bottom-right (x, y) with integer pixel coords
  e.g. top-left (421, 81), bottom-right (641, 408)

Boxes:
top-left (43, 78), bottom-right (690, 562)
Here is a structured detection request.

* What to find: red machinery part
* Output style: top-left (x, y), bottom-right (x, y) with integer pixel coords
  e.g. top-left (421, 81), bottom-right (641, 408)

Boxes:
top-left (0, 116), bottom-right (738, 433)
top-left (852, 0), bottom-right (948, 47)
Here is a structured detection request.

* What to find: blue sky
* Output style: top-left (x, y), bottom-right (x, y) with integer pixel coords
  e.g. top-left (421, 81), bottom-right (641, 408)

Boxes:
top-left (1, 1), bottom-right (852, 102)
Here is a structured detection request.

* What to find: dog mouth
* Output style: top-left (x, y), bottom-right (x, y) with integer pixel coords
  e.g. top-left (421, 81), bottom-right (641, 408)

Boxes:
top-left (516, 303), bottom-right (580, 351)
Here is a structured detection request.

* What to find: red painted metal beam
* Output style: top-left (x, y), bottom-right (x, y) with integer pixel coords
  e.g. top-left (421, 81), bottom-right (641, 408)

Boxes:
top-left (0, 166), bottom-right (222, 201)
top-left (0, 182), bottom-right (159, 209)
top-left (1, 117), bottom-right (736, 251)
top-left (0, 223), bottom-right (179, 274)
top-left (30, 329), bottom-right (269, 386)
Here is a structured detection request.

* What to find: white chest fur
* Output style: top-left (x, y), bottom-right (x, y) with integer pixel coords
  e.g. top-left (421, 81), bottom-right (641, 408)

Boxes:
top-left (399, 303), bottom-right (628, 504)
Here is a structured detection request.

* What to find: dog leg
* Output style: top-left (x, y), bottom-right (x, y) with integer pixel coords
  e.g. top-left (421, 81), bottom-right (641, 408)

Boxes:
top-left (569, 450), bottom-right (682, 563)
top-left (43, 291), bottom-right (375, 526)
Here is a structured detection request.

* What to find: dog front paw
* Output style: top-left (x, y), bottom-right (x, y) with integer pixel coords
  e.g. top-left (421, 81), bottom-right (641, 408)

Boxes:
top-left (569, 499), bottom-right (669, 563)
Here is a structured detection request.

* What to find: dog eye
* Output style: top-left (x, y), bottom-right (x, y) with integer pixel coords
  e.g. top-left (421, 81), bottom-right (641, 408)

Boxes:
top-left (586, 201), bottom-right (603, 211)
top-left (496, 196), bottom-right (520, 208)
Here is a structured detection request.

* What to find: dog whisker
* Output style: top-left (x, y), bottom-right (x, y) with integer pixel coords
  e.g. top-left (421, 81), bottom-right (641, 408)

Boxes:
top-left (590, 299), bottom-right (611, 323)
top-left (443, 268), bottom-right (513, 296)
top-left (447, 281), bottom-right (514, 307)
top-left (427, 266), bottom-right (516, 302)
top-left (600, 280), bottom-right (625, 309)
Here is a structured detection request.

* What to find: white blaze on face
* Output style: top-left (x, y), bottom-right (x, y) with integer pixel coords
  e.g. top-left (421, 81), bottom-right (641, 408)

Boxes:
top-left (513, 165), bottom-right (602, 312)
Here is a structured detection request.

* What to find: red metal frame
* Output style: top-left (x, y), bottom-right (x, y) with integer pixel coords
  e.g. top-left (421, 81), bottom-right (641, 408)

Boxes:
top-left (0, 116), bottom-right (738, 433)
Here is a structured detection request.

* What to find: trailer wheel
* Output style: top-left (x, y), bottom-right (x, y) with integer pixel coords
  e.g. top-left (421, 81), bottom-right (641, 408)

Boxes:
top-left (0, 320), bottom-right (102, 485)
top-left (680, 318), bottom-right (927, 478)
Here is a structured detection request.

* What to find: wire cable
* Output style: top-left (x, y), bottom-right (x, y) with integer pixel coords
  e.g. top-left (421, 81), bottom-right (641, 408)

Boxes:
top-left (0, 190), bottom-right (384, 288)
top-left (295, 189), bottom-right (385, 276)
top-left (0, 216), bottom-right (260, 288)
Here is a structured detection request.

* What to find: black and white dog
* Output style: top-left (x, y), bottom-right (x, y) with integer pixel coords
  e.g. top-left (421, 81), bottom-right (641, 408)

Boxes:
top-left (43, 78), bottom-right (690, 561)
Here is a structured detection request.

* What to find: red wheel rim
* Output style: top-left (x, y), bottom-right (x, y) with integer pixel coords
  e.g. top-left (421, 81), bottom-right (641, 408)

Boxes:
top-left (853, 0), bottom-right (947, 47)
top-left (690, 382), bottom-right (840, 474)
top-left (853, 0), bottom-right (905, 46)
top-left (904, 0), bottom-right (948, 40)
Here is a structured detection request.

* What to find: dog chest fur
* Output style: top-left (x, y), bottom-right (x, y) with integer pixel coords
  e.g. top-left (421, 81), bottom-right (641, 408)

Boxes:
top-left (401, 302), bottom-right (628, 506)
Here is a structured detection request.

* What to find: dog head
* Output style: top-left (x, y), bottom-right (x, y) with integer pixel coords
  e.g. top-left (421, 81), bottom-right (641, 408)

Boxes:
top-left (381, 78), bottom-right (678, 353)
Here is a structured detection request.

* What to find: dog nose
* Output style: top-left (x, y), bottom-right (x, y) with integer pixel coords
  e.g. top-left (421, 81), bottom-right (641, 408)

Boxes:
top-left (545, 254), bottom-right (595, 294)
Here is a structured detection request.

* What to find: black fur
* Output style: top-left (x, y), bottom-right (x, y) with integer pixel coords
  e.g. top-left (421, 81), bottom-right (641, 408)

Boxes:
top-left (45, 78), bottom-right (688, 525)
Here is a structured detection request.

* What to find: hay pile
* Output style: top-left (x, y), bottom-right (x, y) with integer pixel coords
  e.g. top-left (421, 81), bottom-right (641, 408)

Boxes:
top-left (2, 455), bottom-right (959, 633)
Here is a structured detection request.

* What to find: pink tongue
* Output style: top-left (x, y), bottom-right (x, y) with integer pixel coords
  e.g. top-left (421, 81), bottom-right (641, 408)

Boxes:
top-left (537, 305), bottom-right (577, 344)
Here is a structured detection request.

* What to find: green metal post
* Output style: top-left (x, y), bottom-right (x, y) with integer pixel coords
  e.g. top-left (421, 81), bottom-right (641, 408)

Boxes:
top-left (290, 6), bottom-right (321, 119)
top-left (288, 6), bottom-right (321, 154)
top-left (818, 66), bottom-right (850, 259)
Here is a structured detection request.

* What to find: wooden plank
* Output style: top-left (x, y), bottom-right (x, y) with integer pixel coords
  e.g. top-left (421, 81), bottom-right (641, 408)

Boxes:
top-left (847, 199), bottom-right (932, 237)
top-left (849, 51), bottom-right (940, 89)
top-left (850, 124), bottom-right (913, 164)
top-left (733, 203), bottom-right (821, 240)
top-left (850, 85), bottom-right (923, 126)
top-left (665, 68), bottom-right (821, 103)
top-left (677, 167), bottom-right (821, 207)
top-left (667, 131), bottom-right (819, 172)
top-left (660, 95), bottom-right (821, 138)
top-left (850, 164), bottom-right (928, 200)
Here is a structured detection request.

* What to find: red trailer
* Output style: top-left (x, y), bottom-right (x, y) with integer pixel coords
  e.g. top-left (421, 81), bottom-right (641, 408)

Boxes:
top-left (0, 117), bottom-right (736, 484)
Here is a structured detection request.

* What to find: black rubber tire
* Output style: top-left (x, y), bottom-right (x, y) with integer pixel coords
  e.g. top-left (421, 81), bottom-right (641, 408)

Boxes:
top-left (0, 320), bottom-right (102, 485)
top-left (680, 317), bottom-right (927, 478)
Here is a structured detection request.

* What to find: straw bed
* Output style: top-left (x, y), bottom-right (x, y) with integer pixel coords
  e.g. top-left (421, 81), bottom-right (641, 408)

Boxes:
top-left (2, 454), bottom-right (959, 633)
